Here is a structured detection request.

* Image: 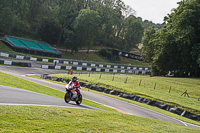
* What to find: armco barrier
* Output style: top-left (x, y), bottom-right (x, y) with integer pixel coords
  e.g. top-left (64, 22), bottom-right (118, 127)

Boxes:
top-left (18, 62), bottom-right (31, 67)
top-left (0, 51), bottom-right (151, 72)
top-left (0, 59), bottom-right (31, 67)
top-left (41, 65), bottom-right (149, 74)
top-left (41, 74), bottom-right (200, 122)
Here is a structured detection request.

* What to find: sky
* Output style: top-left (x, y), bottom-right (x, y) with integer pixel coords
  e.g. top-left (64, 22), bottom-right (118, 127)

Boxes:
top-left (122, 0), bottom-right (181, 24)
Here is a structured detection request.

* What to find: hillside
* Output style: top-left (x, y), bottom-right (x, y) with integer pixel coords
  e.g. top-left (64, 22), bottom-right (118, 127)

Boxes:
top-left (0, 40), bottom-right (148, 66)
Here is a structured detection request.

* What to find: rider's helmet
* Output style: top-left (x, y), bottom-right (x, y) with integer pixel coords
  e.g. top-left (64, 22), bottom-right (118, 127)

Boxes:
top-left (72, 76), bottom-right (77, 82)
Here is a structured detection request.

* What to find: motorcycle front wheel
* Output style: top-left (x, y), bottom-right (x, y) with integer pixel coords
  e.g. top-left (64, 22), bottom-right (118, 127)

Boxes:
top-left (64, 92), bottom-right (71, 103)
top-left (76, 94), bottom-right (82, 105)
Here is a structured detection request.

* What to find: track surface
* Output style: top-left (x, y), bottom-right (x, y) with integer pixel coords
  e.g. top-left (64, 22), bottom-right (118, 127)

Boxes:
top-left (0, 65), bottom-right (200, 129)
top-left (0, 85), bottom-right (97, 110)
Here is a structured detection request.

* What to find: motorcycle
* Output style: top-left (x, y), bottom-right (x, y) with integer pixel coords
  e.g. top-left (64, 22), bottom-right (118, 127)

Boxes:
top-left (64, 82), bottom-right (82, 105)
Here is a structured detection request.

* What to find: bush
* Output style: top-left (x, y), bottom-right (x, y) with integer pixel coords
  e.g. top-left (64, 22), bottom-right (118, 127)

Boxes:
top-left (99, 49), bottom-right (113, 59)
top-left (151, 64), bottom-right (167, 76)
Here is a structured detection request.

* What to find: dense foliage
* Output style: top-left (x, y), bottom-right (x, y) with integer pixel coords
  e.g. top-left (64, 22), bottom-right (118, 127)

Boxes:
top-left (142, 0), bottom-right (200, 77)
top-left (0, 0), bottom-right (160, 52)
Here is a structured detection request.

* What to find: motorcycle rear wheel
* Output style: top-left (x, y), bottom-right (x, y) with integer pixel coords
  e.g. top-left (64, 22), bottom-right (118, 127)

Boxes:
top-left (64, 92), bottom-right (71, 103)
top-left (76, 94), bottom-right (82, 105)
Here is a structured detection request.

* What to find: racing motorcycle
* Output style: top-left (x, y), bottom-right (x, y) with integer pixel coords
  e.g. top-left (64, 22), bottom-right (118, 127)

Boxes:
top-left (64, 82), bottom-right (82, 105)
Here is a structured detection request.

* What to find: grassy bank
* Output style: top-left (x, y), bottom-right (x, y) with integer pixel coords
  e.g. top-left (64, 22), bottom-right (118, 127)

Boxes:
top-left (48, 74), bottom-right (200, 116)
top-left (0, 41), bottom-right (16, 53)
top-left (0, 41), bottom-right (148, 66)
top-left (60, 49), bottom-right (148, 66)
top-left (0, 105), bottom-right (199, 133)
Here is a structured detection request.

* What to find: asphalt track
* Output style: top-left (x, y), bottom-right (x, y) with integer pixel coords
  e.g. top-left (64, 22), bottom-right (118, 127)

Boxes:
top-left (0, 65), bottom-right (200, 129)
top-left (0, 85), bottom-right (98, 110)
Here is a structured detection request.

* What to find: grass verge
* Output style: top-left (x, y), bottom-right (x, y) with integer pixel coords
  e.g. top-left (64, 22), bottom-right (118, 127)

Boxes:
top-left (0, 41), bottom-right (15, 53)
top-left (0, 105), bottom-right (199, 133)
top-left (0, 64), bottom-right (20, 67)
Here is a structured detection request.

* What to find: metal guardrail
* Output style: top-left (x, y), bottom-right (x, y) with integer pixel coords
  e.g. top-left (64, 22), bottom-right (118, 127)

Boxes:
top-left (41, 65), bottom-right (149, 74)
top-left (0, 59), bottom-right (31, 67)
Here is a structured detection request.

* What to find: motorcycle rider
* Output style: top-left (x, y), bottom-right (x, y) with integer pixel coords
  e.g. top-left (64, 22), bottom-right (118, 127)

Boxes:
top-left (67, 76), bottom-right (81, 95)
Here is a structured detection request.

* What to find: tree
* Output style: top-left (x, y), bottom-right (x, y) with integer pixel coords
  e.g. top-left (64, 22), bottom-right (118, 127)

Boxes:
top-left (38, 19), bottom-right (61, 44)
top-left (141, 26), bottom-right (156, 63)
top-left (164, 0), bottom-right (200, 76)
top-left (56, 0), bottom-right (79, 47)
top-left (73, 8), bottom-right (101, 53)
top-left (63, 29), bottom-right (77, 53)
top-left (153, 27), bottom-right (179, 76)
top-left (143, 0), bottom-right (200, 77)
top-left (0, 0), bottom-right (14, 34)
top-left (123, 16), bottom-right (144, 51)
top-left (191, 43), bottom-right (200, 76)
top-left (0, 0), bottom-right (154, 55)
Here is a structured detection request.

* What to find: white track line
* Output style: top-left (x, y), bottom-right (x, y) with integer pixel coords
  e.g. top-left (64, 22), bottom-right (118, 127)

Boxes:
top-left (0, 103), bottom-right (83, 109)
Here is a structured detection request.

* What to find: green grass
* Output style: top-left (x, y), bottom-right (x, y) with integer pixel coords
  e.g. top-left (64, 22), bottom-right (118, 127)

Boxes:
top-left (0, 105), bottom-right (199, 133)
top-left (0, 72), bottom-right (115, 112)
top-left (30, 74), bottom-right (200, 126)
top-left (60, 50), bottom-right (148, 66)
top-left (0, 41), bottom-right (15, 53)
top-left (1, 71), bottom-right (199, 132)
top-left (0, 72), bottom-right (64, 98)
top-left (0, 64), bottom-right (20, 67)
top-left (47, 74), bottom-right (200, 116)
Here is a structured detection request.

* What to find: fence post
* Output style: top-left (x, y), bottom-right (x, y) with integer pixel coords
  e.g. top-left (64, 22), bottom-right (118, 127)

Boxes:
top-left (124, 77), bottom-right (128, 83)
top-left (112, 74), bottom-right (115, 81)
top-left (139, 79), bottom-right (142, 86)
top-left (154, 83), bottom-right (156, 89)
top-left (169, 86), bottom-right (172, 93)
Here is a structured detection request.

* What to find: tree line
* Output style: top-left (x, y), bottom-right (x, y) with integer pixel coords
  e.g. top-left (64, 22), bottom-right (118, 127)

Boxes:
top-left (0, 0), bottom-right (160, 53)
top-left (141, 0), bottom-right (200, 77)
top-left (1, 0), bottom-right (199, 77)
